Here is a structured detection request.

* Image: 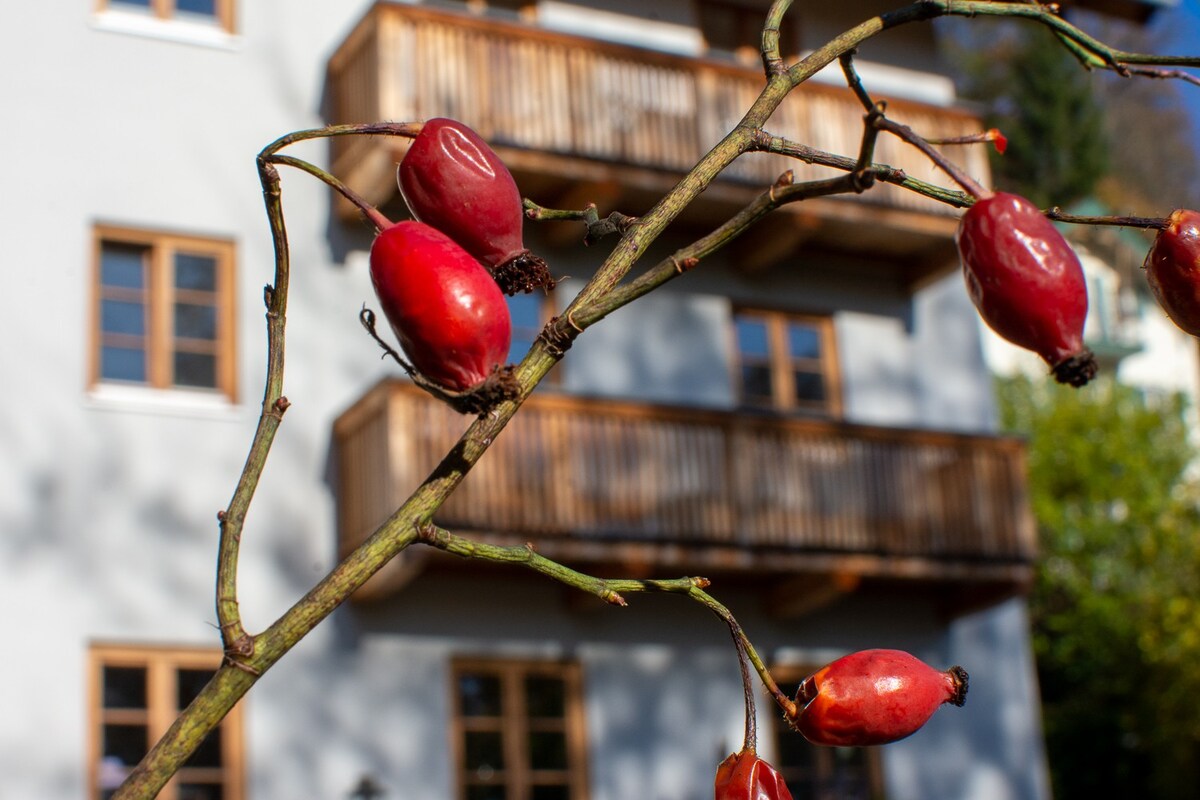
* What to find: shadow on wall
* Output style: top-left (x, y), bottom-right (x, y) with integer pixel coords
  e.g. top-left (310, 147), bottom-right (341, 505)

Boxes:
top-left (913, 271), bottom-right (998, 433)
top-left (564, 282), bottom-right (735, 408)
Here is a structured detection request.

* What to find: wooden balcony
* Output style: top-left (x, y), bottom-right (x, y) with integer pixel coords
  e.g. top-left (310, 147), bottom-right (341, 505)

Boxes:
top-left (334, 381), bottom-right (1036, 613)
top-left (325, 3), bottom-right (993, 276)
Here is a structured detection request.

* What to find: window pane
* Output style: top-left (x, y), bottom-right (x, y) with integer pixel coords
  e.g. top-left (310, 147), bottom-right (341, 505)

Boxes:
top-left (793, 371), bottom-right (826, 404)
top-left (525, 676), bottom-right (565, 718)
top-left (507, 293), bottom-right (543, 363)
top-left (459, 674), bottom-right (503, 717)
top-left (174, 352), bottom-right (217, 388)
top-left (735, 317), bottom-right (769, 358)
top-left (111, 0), bottom-right (153, 9)
top-left (103, 667), bottom-right (147, 709)
top-left (464, 731), bottom-right (505, 772)
top-left (466, 786), bottom-right (507, 800)
top-left (788, 322), bottom-right (822, 360)
top-left (101, 243), bottom-right (147, 289)
top-left (528, 731), bottom-right (567, 770)
top-left (175, 303), bottom-right (218, 341)
top-left (741, 364), bottom-right (773, 403)
top-left (102, 299), bottom-right (146, 336)
top-left (177, 669), bottom-right (215, 708)
top-left (178, 785), bottom-right (223, 800)
top-left (175, 0), bottom-right (217, 16)
top-left (103, 723), bottom-right (148, 766)
top-left (102, 346), bottom-right (147, 383)
top-left (176, 253), bottom-right (218, 291)
top-left (531, 786), bottom-right (570, 800)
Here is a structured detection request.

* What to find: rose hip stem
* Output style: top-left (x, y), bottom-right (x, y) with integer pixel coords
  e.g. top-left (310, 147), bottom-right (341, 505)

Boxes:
top-left (869, 105), bottom-right (992, 200)
top-left (265, 153), bottom-right (393, 233)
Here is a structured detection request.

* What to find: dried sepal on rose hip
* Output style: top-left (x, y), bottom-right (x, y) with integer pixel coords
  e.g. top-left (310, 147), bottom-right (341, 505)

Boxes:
top-left (369, 220), bottom-right (517, 413)
top-left (1144, 209), bottom-right (1200, 336)
top-left (956, 192), bottom-right (1097, 387)
top-left (398, 117), bottom-right (554, 296)
top-left (789, 649), bottom-right (968, 747)
top-left (714, 749), bottom-right (793, 800)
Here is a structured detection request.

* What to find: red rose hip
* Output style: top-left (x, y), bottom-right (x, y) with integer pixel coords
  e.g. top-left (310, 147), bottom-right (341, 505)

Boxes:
top-left (1144, 209), bottom-right (1200, 336)
top-left (956, 192), bottom-right (1097, 386)
top-left (399, 117), bottom-right (553, 294)
top-left (792, 649), bottom-right (968, 747)
top-left (369, 221), bottom-right (511, 392)
top-left (714, 750), bottom-right (793, 800)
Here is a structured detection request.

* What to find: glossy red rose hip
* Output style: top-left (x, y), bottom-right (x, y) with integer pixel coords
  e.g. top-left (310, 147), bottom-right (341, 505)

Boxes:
top-left (399, 117), bottom-right (551, 294)
top-left (1144, 209), bottom-right (1200, 336)
top-left (714, 750), bottom-right (793, 800)
top-left (369, 221), bottom-right (511, 392)
top-left (792, 649), bottom-right (968, 747)
top-left (956, 192), bottom-right (1097, 386)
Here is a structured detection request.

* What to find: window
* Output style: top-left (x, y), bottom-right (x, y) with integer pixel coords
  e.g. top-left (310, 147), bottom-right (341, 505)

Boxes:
top-left (452, 659), bottom-right (588, 800)
top-left (88, 644), bottom-right (245, 800)
top-left (771, 666), bottom-right (884, 800)
top-left (96, 0), bottom-right (236, 32)
top-left (91, 225), bottom-right (236, 401)
top-left (506, 289), bottom-right (560, 386)
top-left (733, 309), bottom-right (840, 416)
top-left (696, 1), bottom-right (801, 66)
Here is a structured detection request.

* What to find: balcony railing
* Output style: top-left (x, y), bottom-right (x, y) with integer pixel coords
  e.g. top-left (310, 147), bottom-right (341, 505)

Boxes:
top-left (326, 3), bottom-right (991, 223)
top-left (334, 382), bottom-right (1036, 602)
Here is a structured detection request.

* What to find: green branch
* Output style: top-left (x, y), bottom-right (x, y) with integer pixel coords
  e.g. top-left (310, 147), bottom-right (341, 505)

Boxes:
top-left (418, 524), bottom-right (796, 719)
top-left (111, 3), bottom-right (1198, 797)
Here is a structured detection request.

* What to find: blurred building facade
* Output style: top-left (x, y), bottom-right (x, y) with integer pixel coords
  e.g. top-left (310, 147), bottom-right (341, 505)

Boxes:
top-left (0, 2), bottom-right (1069, 798)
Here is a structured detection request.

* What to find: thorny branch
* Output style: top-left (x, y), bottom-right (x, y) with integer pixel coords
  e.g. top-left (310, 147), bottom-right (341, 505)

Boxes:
top-left (114, 2), bottom-right (1199, 796)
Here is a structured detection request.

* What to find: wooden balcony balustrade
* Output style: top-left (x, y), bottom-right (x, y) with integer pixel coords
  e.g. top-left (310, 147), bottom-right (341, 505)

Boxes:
top-left (334, 381), bottom-right (1036, 608)
top-left (325, 3), bottom-right (992, 272)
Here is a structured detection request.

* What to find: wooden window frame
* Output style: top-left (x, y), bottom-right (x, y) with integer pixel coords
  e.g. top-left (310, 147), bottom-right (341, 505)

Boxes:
top-left (90, 224), bottom-right (237, 402)
top-left (770, 664), bottom-right (885, 800)
top-left (450, 658), bottom-right (589, 800)
top-left (732, 308), bottom-right (842, 417)
top-left (95, 0), bottom-right (236, 33)
top-left (87, 643), bottom-right (245, 800)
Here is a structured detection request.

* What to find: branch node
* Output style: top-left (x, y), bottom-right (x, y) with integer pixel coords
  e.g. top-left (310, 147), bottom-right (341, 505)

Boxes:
top-left (769, 170), bottom-right (795, 203)
top-left (223, 657), bottom-right (262, 677)
top-left (603, 590), bottom-right (629, 607)
top-left (222, 632), bottom-right (256, 665)
top-left (538, 312), bottom-right (584, 358)
top-left (671, 255), bottom-right (700, 274)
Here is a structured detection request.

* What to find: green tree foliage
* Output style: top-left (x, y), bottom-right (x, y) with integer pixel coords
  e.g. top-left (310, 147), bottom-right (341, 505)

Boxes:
top-left (949, 24), bottom-right (1109, 207)
top-left (996, 375), bottom-right (1200, 799)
